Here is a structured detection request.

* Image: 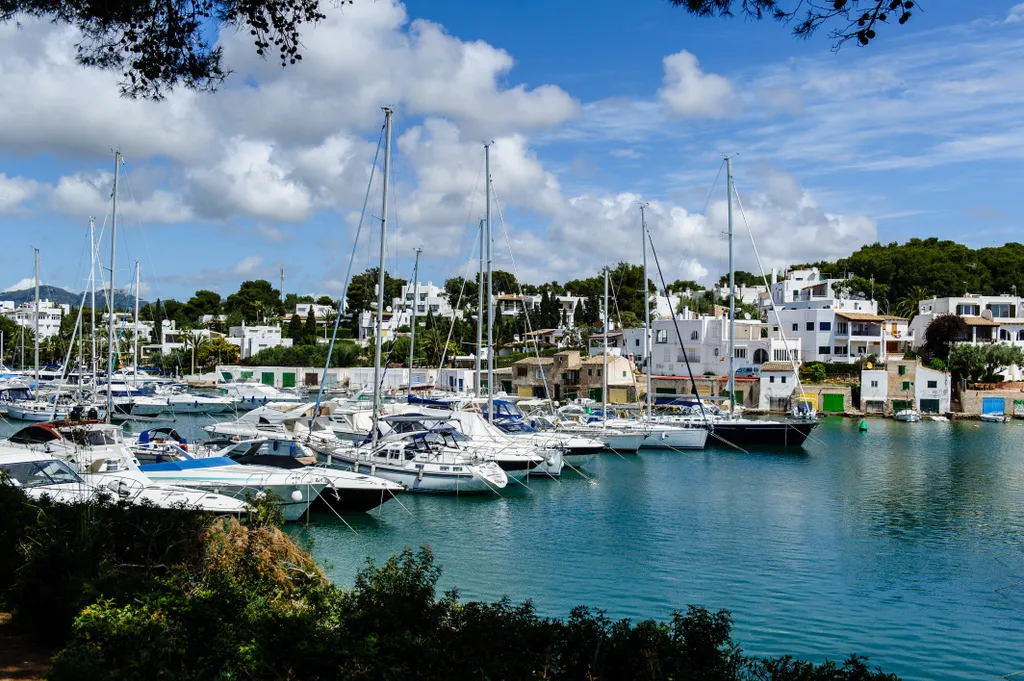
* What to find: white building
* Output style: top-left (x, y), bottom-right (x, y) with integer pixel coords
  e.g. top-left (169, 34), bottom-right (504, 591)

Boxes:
top-left (295, 303), bottom-right (335, 320)
top-left (909, 294), bottom-right (1024, 348)
top-left (757, 362), bottom-right (799, 410)
top-left (764, 269), bottom-right (912, 363)
top-left (140, 320), bottom-right (215, 357)
top-left (228, 324), bottom-right (293, 359)
top-left (391, 282), bottom-right (452, 319)
top-left (495, 292), bottom-right (583, 328)
top-left (1, 300), bottom-right (70, 339)
top-left (623, 316), bottom-right (799, 378)
top-left (859, 360), bottom-right (951, 415)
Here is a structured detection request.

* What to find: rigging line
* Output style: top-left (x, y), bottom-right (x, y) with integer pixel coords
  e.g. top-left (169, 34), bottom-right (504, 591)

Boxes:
top-left (311, 123), bottom-right (386, 421)
top-left (374, 257), bottom-right (419, 396)
top-left (732, 182), bottom-right (810, 428)
top-left (120, 167), bottom-right (166, 315)
top-left (489, 179), bottom-right (556, 406)
top-left (435, 221), bottom-right (481, 373)
top-left (670, 160), bottom-right (725, 285)
top-left (644, 223), bottom-right (713, 431)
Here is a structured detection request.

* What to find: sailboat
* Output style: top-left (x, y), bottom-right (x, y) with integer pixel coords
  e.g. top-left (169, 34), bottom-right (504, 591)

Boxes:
top-left (652, 158), bottom-right (818, 448)
top-left (302, 108), bottom-right (508, 494)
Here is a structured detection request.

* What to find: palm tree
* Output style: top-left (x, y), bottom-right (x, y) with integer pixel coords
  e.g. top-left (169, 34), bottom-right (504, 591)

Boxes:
top-left (184, 333), bottom-right (210, 375)
top-left (895, 285), bottom-right (930, 319)
top-left (419, 328), bottom-right (457, 367)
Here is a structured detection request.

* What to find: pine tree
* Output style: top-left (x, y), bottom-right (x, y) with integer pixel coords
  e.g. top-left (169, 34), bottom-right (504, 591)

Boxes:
top-left (304, 309), bottom-right (317, 345)
top-left (288, 311), bottom-right (303, 342)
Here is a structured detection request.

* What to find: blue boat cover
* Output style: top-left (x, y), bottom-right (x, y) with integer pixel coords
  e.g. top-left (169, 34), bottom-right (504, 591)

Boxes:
top-left (140, 457), bottom-right (240, 471)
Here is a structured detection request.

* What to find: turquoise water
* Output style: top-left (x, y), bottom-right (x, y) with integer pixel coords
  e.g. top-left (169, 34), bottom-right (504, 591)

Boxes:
top-left (3, 414), bottom-right (1023, 679)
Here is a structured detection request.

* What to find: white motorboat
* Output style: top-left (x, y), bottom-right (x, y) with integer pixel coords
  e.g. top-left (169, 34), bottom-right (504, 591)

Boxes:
top-left (218, 381), bottom-right (305, 410)
top-left (130, 392), bottom-right (235, 416)
top-left (894, 409), bottom-right (922, 423)
top-left (6, 400), bottom-right (70, 422)
top-left (3, 424), bottom-right (249, 514)
top-left (314, 431), bottom-right (508, 494)
top-left (980, 412), bottom-right (1010, 423)
top-left (0, 451), bottom-right (95, 504)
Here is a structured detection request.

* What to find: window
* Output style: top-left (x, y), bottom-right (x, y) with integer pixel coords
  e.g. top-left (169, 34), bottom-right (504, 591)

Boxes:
top-left (773, 326), bottom-right (778, 332)
top-left (420, 293), bottom-right (427, 301)
top-left (655, 329), bottom-right (668, 344)
top-left (587, 369), bottom-right (592, 377)
top-left (837, 322), bottom-right (849, 334)
top-left (792, 323), bottom-right (799, 332)
top-left (818, 346), bottom-right (831, 355)
top-left (516, 367), bottom-right (526, 377)
top-left (806, 322), bottom-right (814, 331)
top-left (713, 348), bottom-right (719, 357)
top-left (956, 303), bottom-right (980, 316)
top-left (781, 376), bottom-right (787, 383)
top-left (898, 365), bottom-right (906, 376)
top-left (987, 303), bottom-right (1013, 318)
top-left (1000, 329), bottom-right (1011, 341)
top-left (927, 380), bottom-right (937, 389)
top-left (870, 380), bottom-right (878, 388)
top-left (770, 376), bottom-right (776, 383)
top-left (834, 346), bottom-right (847, 355)
top-left (635, 339), bottom-right (640, 347)
top-left (690, 330), bottom-right (699, 340)
top-left (735, 347), bottom-right (747, 359)
top-left (622, 371), bottom-right (627, 377)
top-left (819, 321), bottom-right (831, 331)
top-left (902, 381), bottom-right (911, 391)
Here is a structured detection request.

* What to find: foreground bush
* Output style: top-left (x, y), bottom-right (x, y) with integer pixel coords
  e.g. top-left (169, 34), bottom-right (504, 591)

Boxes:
top-left (0, 488), bottom-right (899, 680)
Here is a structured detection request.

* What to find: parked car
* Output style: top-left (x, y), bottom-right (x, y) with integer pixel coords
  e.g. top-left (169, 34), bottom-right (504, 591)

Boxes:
top-left (734, 366), bottom-right (761, 378)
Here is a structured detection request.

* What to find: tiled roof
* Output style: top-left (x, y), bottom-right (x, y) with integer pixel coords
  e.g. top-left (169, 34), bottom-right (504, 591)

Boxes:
top-left (962, 316), bottom-right (1000, 326)
top-left (760, 362), bottom-right (795, 372)
top-left (835, 312), bottom-right (907, 322)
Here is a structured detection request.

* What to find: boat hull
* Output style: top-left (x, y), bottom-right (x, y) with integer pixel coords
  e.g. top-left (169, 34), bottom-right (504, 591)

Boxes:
top-left (704, 421), bottom-right (817, 447)
top-left (318, 453), bottom-right (506, 494)
top-left (640, 428), bottom-right (708, 450)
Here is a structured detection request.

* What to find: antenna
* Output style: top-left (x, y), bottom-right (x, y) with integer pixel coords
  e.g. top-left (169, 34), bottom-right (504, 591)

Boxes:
top-left (279, 263), bottom-right (285, 303)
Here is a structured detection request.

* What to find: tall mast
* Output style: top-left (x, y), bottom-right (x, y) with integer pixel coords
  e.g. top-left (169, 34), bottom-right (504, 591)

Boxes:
top-left (641, 204), bottom-right (652, 421)
top-left (726, 156), bottom-right (735, 418)
top-left (33, 247), bottom-right (39, 388)
top-left (133, 260), bottom-right (140, 375)
top-left (408, 246), bottom-right (422, 398)
top-left (485, 142), bottom-right (494, 422)
top-left (106, 150), bottom-right (121, 422)
top-left (602, 266), bottom-right (609, 425)
top-left (279, 263), bottom-right (285, 304)
top-left (89, 217), bottom-right (96, 390)
top-left (475, 219), bottom-right (484, 397)
top-left (371, 107), bottom-right (393, 448)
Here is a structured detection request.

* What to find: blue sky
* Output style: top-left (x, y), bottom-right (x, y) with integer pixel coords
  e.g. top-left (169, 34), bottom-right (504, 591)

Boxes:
top-left (0, 1), bottom-right (1021, 302)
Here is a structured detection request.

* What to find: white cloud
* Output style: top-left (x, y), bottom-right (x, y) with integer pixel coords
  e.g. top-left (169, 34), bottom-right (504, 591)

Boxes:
top-left (658, 50), bottom-right (735, 118)
top-left (50, 171), bottom-right (194, 224)
top-left (255, 225), bottom-right (289, 243)
top-left (0, 174), bottom-right (43, 213)
top-left (1007, 3), bottom-right (1024, 22)
top-left (233, 256), bottom-right (264, 277)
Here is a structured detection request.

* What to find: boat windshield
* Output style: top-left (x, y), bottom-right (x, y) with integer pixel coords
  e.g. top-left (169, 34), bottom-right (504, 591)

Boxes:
top-left (2, 460), bottom-right (83, 488)
top-left (63, 428), bottom-right (123, 446)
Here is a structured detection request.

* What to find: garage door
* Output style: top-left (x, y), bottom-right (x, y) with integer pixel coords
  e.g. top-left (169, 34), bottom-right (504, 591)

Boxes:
top-left (982, 397), bottom-right (1005, 414)
top-left (822, 393), bottom-right (845, 413)
top-left (261, 372), bottom-right (275, 386)
top-left (920, 399), bottom-right (940, 414)
top-left (282, 372), bottom-right (296, 388)
top-left (892, 400), bottom-right (911, 414)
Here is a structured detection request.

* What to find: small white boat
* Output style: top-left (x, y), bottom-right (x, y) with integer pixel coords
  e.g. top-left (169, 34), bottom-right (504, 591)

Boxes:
top-left (980, 413), bottom-right (1010, 423)
top-left (130, 393), bottom-right (235, 416)
top-left (894, 409), bottom-right (921, 423)
top-left (6, 400), bottom-right (70, 422)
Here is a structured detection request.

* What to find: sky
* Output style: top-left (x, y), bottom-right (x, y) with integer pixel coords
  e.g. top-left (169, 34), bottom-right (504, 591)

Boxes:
top-left (0, 1), bottom-right (1022, 302)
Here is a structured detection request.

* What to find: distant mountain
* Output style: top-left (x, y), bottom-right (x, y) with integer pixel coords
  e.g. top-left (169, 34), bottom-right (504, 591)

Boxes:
top-left (0, 285), bottom-right (145, 311)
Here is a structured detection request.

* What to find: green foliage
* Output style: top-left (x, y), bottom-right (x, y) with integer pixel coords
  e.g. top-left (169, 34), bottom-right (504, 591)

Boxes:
top-left (347, 268), bottom-right (407, 328)
top-left (802, 363), bottom-right (827, 383)
top-left (832, 276), bottom-right (888, 303)
top-left (287, 310), bottom-right (303, 340)
top-left (666, 279), bottom-right (702, 294)
top-left (923, 314), bottom-right (967, 361)
top-left (2, 0), bottom-right (325, 99)
top-left (927, 358), bottom-right (947, 372)
top-left (242, 341), bottom-right (365, 368)
top-left (224, 280), bottom-right (283, 323)
top-left (443, 275), bottom-right (479, 310)
top-left (949, 343), bottom-right (1024, 383)
top-left (316, 295), bottom-right (334, 307)
top-left (718, 270), bottom-right (762, 288)
top-left (304, 308), bottom-right (318, 345)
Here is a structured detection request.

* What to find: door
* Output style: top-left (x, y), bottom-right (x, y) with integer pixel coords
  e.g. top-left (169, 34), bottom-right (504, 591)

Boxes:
top-left (589, 387), bottom-right (602, 402)
top-left (822, 393), bottom-right (845, 413)
top-left (554, 384), bottom-right (561, 401)
top-left (501, 380), bottom-right (512, 393)
top-left (261, 372), bottom-right (274, 386)
top-left (305, 373), bottom-right (318, 386)
top-left (919, 399), bottom-right (940, 414)
top-left (732, 390), bottom-right (743, 406)
top-left (282, 372), bottom-right (296, 388)
top-left (892, 400), bottom-right (910, 413)
top-left (982, 397), bottom-right (1004, 414)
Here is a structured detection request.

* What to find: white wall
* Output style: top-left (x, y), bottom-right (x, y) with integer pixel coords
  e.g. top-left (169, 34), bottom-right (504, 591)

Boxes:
top-left (914, 366), bottom-right (951, 413)
top-left (861, 369), bottom-right (888, 404)
top-left (758, 371), bottom-right (796, 409)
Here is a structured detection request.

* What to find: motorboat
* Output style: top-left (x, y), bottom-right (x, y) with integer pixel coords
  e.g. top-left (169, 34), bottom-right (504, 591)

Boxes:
top-left (980, 412), bottom-right (1010, 423)
top-left (0, 450), bottom-right (95, 504)
top-left (313, 430), bottom-right (509, 494)
top-left (894, 409), bottom-right (922, 423)
top-left (217, 381), bottom-right (305, 410)
top-left (129, 391), bottom-right (235, 416)
top-left (3, 423), bottom-right (249, 514)
top-left (210, 437), bottom-right (405, 513)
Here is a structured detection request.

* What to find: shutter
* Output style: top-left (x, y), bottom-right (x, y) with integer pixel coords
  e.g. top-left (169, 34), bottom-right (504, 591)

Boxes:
top-left (822, 393), bottom-right (845, 412)
top-left (982, 397), bottom-right (1005, 414)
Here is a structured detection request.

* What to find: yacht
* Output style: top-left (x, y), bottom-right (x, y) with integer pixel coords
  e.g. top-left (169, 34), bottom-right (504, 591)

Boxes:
top-left (3, 423), bottom-right (249, 514)
top-left (218, 381), bottom-right (305, 409)
top-left (0, 450), bottom-right (95, 504)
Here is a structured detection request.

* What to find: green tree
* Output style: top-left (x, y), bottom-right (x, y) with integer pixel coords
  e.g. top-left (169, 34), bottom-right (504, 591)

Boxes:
top-left (923, 314), bottom-right (967, 361)
top-left (287, 312), bottom-right (303, 341)
top-left (717, 271), bottom-right (761, 288)
top-left (894, 285), bottom-right (930, 320)
top-left (2, 0), bottom-right (324, 99)
top-left (224, 280), bottom-right (282, 323)
top-left (670, 0), bottom-right (918, 48)
top-left (316, 295), bottom-right (334, 307)
top-left (346, 268), bottom-right (406, 327)
top-left (443, 276), bottom-right (479, 311)
top-left (303, 309), bottom-right (318, 346)
top-left (666, 279), bottom-right (701, 294)
top-left (832, 276), bottom-right (888, 302)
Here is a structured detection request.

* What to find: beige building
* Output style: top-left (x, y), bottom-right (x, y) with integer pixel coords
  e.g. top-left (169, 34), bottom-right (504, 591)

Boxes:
top-left (511, 350), bottom-right (636, 403)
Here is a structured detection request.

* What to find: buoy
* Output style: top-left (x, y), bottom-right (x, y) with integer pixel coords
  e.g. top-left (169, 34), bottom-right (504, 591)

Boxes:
top-left (859, 419), bottom-right (868, 432)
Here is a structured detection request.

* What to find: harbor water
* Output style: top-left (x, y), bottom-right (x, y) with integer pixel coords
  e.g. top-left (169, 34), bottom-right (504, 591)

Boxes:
top-left (2, 414), bottom-right (1022, 680)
